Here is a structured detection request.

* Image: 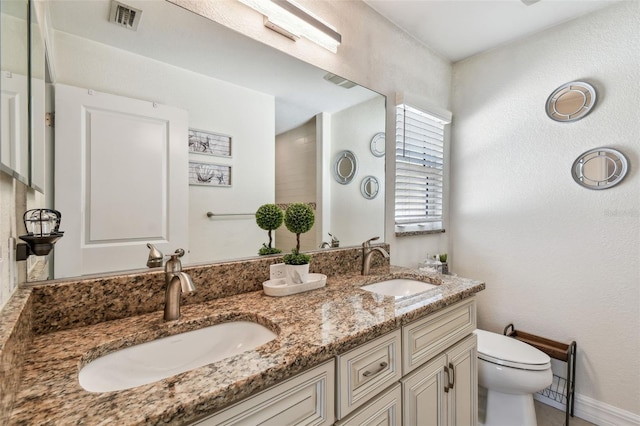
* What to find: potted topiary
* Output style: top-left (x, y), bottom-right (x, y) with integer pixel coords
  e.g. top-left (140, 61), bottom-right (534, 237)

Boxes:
top-left (255, 204), bottom-right (283, 255)
top-left (282, 203), bottom-right (315, 284)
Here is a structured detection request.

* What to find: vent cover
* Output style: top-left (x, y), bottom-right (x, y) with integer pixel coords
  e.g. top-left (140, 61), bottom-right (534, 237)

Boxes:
top-left (109, 1), bottom-right (142, 31)
top-left (323, 73), bottom-right (357, 89)
top-left (521, 0), bottom-right (541, 5)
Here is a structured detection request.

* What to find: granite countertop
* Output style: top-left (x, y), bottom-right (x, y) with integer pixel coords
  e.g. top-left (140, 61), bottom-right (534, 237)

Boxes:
top-left (9, 268), bottom-right (484, 425)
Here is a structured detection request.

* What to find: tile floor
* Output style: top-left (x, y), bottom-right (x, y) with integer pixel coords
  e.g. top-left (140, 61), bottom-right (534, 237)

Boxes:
top-left (534, 400), bottom-right (595, 426)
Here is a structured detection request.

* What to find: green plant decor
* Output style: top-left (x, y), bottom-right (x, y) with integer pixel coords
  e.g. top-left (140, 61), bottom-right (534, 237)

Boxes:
top-left (258, 243), bottom-right (282, 256)
top-left (282, 249), bottom-right (311, 265)
top-left (255, 204), bottom-right (284, 253)
top-left (283, 203), bottom-right (315, 252)
top-left (439, 253), bottom-right (448, 263)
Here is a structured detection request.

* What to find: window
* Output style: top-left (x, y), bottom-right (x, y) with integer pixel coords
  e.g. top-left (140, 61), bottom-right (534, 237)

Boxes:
top-left (394, 103), bottom-right (449, 234)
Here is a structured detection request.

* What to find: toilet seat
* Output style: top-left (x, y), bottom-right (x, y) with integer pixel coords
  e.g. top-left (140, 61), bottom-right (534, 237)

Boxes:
top-left (475, 330), bottom-right (551, 371)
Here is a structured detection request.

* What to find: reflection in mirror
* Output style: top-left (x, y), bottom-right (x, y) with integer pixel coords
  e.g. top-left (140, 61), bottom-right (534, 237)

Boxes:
top-left (360, 176), bottom-right (379, 200)
top-left (370, 132), bottom-right (385, 157)
top-left (571, 147), bottom-right (628, 190)
top-left (0, 0), bottom-right (30, 184)
top-left (333, 150), bottom-right (359, 185)
top-left (546, 81), bottom-right (596, 122)
top-left (31, 0), bottom-right (385, 280)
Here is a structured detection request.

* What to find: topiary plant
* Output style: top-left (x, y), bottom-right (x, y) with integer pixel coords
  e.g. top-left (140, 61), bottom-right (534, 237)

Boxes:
top-left (439, 253), bottom-right (448, 263)
top-left (258, 243), bottom-right (282, 256)
top-left (282, 249), bottom-right (311, 265)
top-left (283, 203), bottom-right (315, 253)
top-left (255, 204), bottom-right (284, 253)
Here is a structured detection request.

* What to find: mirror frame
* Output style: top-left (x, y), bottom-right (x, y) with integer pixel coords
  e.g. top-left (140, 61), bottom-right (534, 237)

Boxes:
top-left (546, 81), bottom-right (597, 123)
top-left (571, 147), bottom-right (628, 190)
top-left (360, 175), bottom-right (379, 199)
top-left (333, 150), bottom-right (358, 185)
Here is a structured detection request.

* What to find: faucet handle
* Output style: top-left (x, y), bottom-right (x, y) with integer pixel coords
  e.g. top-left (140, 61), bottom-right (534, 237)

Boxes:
top-left (363, 236), bottom-right (380, 248)
top-left (146, 243), bottom-right (164, 268)
top-left (167, 248), bottom-right (185, 258)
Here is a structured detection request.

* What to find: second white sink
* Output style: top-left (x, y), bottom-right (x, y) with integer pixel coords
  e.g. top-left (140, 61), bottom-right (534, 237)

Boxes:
top-left (79, 321), bottom-right (277, 392)
top-left (361, 279), bottom-right (438, 298)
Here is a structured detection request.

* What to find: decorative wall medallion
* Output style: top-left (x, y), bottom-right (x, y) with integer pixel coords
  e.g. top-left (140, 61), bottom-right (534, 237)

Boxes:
top-left (370, 132), bottom-right (385, 157)
top-left (360, 176), bottom-right (380, 199)
top-left (546, 81), bottom-right (596, 122)
top-left (571, 147), bottom-right (628, 190)
top-left (333, 150), bottom-right (358, 184)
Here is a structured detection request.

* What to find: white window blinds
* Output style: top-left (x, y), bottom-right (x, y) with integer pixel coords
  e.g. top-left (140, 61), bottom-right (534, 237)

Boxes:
top-left (395, 103), bottom-right (448, 232)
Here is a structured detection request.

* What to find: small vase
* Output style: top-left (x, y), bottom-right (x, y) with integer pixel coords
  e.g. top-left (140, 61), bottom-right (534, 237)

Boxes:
top-left (285, 264), bottom-right (309, 284)
top-left (441, 263), bottom-right (449, 275)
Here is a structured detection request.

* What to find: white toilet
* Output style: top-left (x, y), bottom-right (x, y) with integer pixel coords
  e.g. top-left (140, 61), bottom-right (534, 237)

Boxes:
top-left (475, 329), bottom-right (553, 426)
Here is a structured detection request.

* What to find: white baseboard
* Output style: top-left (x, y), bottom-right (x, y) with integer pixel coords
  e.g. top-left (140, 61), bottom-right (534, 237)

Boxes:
top-left (535, 393), bottom-right (640, 426)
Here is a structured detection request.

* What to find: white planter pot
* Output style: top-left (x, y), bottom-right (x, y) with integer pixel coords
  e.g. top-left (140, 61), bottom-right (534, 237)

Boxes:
top-left (285, 263), bottom-right (309, 284)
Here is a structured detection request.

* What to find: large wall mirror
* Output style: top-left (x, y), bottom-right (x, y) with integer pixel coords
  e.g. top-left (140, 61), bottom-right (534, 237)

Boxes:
top-left (28, 0), bottom-right (385, 280)
top-left (0, 0), bottom-right (30, 184)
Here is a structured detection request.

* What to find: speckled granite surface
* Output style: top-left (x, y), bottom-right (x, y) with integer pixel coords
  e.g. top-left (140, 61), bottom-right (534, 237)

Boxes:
top-left (0, 289), bottom-right (32, 424)
top-left (26, 245), bottom-right (389, 335)
top-left (7, 267), bottom-right (484, 425)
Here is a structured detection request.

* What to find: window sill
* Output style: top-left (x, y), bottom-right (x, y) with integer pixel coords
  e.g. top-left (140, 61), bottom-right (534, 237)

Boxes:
top-left (395, 229), bottom-right (445, 237)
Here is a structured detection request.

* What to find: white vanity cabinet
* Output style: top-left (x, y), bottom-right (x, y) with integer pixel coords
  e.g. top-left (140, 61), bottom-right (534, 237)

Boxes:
top-left (193, 360), bottom-right (335, 426)
top-left (402, 333), bottom-right (477, 426)
top-left (193, 297), bottom-right (477, 426)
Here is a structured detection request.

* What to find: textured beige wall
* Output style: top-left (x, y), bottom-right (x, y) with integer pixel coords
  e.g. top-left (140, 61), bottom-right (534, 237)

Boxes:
top-left (451, 1), bottom-right (640, 419)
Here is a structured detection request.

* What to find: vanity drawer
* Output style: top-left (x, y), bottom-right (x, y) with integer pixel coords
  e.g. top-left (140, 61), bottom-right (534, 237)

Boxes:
top-left (194, 360), bottom-right (335, 426)
top-left (403, 297), bottom-right (476, 374)
top-left (335, 383), bottom-right (402, 426)
top-left (336, 329), bottom-right (402, 420)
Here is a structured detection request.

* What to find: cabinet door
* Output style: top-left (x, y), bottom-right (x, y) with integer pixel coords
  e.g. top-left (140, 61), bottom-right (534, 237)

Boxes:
top-left (195, 360), bottom-right (334, 426)
top-left (447, 334), bottom-right (477, 426)
top-left (336, 383), bottom-right (402, 426)
top-left (402, 353), bottom-right (448, 426)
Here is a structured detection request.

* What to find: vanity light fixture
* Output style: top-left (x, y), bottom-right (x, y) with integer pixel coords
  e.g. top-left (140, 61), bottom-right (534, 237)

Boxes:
top-left (16, 209), bottom-right (64, 260)
top-left (237, 0), bottom-right (341, 52)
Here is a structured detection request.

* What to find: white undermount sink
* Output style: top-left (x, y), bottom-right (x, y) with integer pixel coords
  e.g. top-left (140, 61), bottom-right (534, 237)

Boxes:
top-left (78, 321), bottom-right (277, 392)
top-left (361, 279), bottom-right (439, 298)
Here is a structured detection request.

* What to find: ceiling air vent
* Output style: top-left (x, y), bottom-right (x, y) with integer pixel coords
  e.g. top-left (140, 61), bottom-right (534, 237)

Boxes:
top-left (323, 73), bottom-right (357, 89)
top-left (109, 1), bottom-right (142, 31)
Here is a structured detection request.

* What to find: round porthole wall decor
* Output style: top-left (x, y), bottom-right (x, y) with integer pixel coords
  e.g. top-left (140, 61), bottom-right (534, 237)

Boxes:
top-left (545, 81), bottom-right (597, 122)
top-left (571, 147), bottom-right (628, 190)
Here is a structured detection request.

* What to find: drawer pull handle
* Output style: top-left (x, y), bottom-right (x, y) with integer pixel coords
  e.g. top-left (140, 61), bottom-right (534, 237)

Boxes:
top-left (448, 362), bottom-right (455, 389)
top-left (444, 365), bottom-right (450, 393)
top-left (363, 362), bottom-right (388, 377)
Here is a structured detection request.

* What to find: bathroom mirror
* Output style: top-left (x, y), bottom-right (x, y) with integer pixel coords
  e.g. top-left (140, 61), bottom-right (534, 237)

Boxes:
top-left (333, 150), bottom-right (359, 185)
top-left (25, 0), bottom-right (385, 280)
top-left (571, 147), bottom-right (628, 190)
top-left (546, 81), bottom-right (596, 122)
top-left (0, 0), bottom-right (30, 185)
top-left (360, 176), bottom-right (379, 199)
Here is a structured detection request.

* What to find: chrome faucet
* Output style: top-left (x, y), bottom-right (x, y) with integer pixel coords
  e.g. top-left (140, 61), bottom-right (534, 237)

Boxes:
top-left (319, 241), bottom-right (331, 248)
top-left (146, 245), bottom-right (196, 321)
top-left (362, 236), bottom-right (390, 275)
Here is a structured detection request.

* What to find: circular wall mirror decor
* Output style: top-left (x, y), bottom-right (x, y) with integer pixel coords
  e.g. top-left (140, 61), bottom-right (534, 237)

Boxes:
top-left (333, 150), bottom-right (358, 184)
top-left (360, 176), bottom-right (380, 199)
top-left (546, 81), bottom-right (597, 122)
top-left (370, 132), bottom-right (385, 157)
top-left (571, 147), bottom-right (628, 190)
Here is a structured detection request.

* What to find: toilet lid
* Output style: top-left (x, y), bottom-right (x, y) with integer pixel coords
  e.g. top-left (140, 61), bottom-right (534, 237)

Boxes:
top-left (475, 330), bottom-right (551, 371)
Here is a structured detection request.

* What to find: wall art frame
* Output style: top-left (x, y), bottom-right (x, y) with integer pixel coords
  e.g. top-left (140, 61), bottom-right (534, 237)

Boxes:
top-left (188, 128), bottom-right (232, 157)
top-left (188, 161), bottom-right (231, 187)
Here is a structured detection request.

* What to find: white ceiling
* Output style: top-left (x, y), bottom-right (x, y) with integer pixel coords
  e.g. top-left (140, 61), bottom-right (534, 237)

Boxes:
top-left (364, 0), bottom-right (620, 62)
